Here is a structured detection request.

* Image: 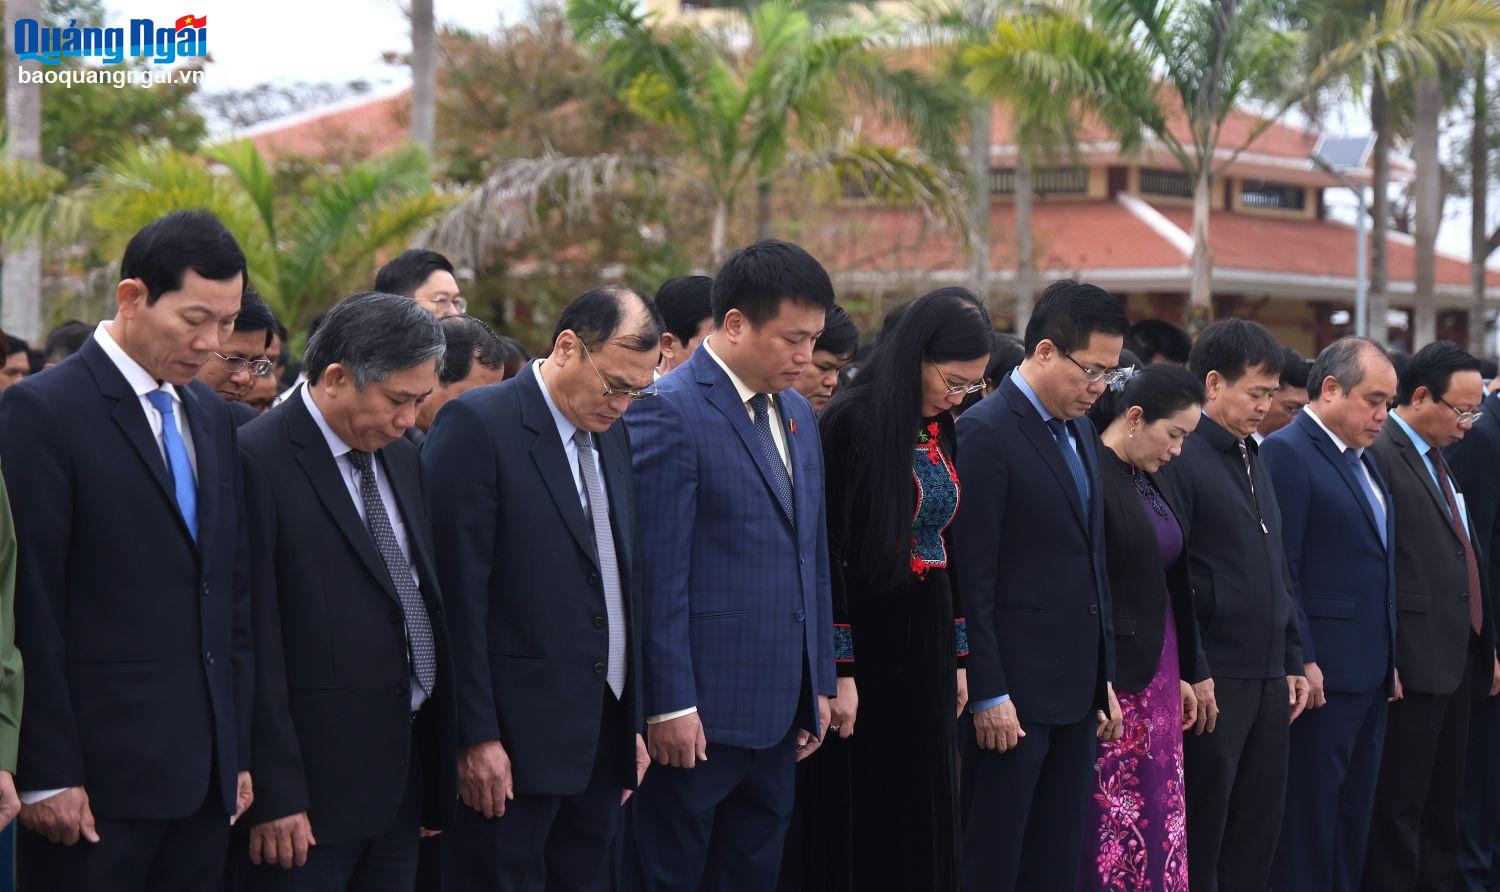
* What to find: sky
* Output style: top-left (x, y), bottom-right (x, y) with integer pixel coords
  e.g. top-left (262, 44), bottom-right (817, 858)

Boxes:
top-left (99, 0), bottom-right (1492, 262)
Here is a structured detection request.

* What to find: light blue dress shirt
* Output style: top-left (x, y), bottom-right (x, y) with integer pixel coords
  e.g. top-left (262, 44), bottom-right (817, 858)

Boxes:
top-left (1392, 410), bottom-right (1469, 531)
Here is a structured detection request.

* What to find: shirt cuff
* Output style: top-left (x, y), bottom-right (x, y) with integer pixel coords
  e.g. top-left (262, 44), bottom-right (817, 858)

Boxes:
top-left (968, 694), bottom-right (1011, 715)
top-left (647, 707), bottom-right (697, 724)
top-left (21, 788), bottom-right (67, 805)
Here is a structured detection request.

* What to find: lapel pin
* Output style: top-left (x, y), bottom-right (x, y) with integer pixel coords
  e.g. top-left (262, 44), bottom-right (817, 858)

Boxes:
top-left (790, 420), bottom-right (798, 435)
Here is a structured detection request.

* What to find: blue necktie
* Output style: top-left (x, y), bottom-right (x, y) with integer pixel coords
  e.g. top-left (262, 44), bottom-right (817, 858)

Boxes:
top-left (1045, 417), bottom-right (1091, 519)
top-left (1344, 449), bottom-right (1387, 548)
top-left (145, 389), bottom-right (198, 541)
top-left (749, 394), bottom-right (793, 519)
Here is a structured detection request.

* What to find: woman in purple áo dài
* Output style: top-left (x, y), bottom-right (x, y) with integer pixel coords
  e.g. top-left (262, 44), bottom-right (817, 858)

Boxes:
top-left (1079, 364), bottom-right (1213, 891)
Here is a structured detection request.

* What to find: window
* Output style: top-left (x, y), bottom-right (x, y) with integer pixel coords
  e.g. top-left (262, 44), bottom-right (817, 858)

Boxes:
top-left (1240, 180), bottom-right (1307, 211)
top-left (1139, 168), bottom-right (1194, 198)
top-left (988, 167), bottom-right (1088, 195)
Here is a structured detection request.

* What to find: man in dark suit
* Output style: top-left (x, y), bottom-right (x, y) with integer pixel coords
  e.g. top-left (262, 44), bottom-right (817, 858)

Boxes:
top-left (0, 210), bottom-right (254, 890)
top-left (234, 292), bottom-right (456, 890)
top-left (1363, 341), bottom-right (1498, 890)
top-left (1446, 380), bottom-right (1500, 891)
top-left (624, 240), bottom-right (836, 891)
top-left (1156, 319), bottom-right (1308, 892)
top-left (953, 280), bottom-right (1126, 891)
top-left (196, 286), bottom-right (279, 427)
top-left (408, 313), bottom-right (509, 447)
top-left (425, 286), bottom-right (659, 890)
top-left (1262, 337), bottom-right (1398, 892)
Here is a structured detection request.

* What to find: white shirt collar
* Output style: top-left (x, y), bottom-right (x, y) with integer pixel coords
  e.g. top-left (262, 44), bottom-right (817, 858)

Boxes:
top-left (532, 359), bottom-right (579, 448)
top-left (299, 384), bottom-right (354, 459)
top-left (701, 334), bottom-right (761, 405)
top-left (1303, 405), bottom-right (1355, 454)
top-left (94, 320), bottom-right (179, 405)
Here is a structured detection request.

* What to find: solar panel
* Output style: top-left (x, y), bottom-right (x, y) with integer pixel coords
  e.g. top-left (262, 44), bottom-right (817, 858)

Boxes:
top-left (1313, 135), bottom-right (1374, 169)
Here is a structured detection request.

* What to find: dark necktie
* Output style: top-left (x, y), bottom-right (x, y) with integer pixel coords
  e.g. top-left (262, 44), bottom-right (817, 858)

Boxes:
top-left (1432, 449), bottom-right (1484, 635)
top-left (749, 393), bottom-right (794, 518)
top-left (1045, 418), bottom-right (1090, 518)
top-left (573, 430), bottom-right (626, 698)
top-left (348, 450), bottom-right (437, 697)
top-left (1344, 449), bottom-right (1387, 549)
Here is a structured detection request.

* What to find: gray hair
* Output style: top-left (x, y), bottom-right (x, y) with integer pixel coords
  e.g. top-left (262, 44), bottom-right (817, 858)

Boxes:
top-left (304, 291), bottom-right (446, 389)
top-left (1307, 336), bottom-right (1391, 401)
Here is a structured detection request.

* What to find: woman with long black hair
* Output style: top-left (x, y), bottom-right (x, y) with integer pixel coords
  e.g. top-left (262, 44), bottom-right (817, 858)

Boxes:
top-left (790, 287), bottom-right (991, 891)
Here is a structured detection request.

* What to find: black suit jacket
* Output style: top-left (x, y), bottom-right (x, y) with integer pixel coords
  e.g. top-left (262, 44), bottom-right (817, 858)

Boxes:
top-left (952, 375), bottom-right (1114, 725)
top-left (0, 337), bottom-right (252, 820)
top-left (1446, 392), bottom-right (1500, 700)
top-left (228, 398), bottom-right (259, 428)
top-left (238, 391), bottom-right (456, 844)
top-left (1369, 414), bottom-right (1496, 696)
top-left (1156, 415), bottom-right (1303, 680)
top-left (1099, 449), bottom-right (1208, 693)
top-left (422, 366), bottom-right (643, 796)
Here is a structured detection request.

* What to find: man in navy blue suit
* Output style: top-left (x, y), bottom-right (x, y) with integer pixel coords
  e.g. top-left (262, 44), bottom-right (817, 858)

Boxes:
top-left (0, 210), bottom-right (255, 890)
top-left (1262, 337), bottom-right (1398, 892)
top-left (624, 240), bottom-right (836, 892)
top-left (953, 280), bottom-right (1126, 891)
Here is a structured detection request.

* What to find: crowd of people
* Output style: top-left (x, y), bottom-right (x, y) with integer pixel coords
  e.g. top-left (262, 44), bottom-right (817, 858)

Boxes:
top-left (0, 206), bottom-right (1499, 892)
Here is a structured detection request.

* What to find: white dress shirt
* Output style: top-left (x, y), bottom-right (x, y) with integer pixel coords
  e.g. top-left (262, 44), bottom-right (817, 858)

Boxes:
top-left (1304, 405), bottom-right (1387, 515)
top-left (22, 324), bottom-right (203, 805)
top-left (646, 337), bottom-right (795, 726)
top-left (301, 386), bottom-right (428, 713)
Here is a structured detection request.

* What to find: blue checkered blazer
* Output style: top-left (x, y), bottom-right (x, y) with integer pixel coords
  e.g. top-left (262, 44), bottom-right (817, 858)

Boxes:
top-left (626, 345), bottom-right (835, 749)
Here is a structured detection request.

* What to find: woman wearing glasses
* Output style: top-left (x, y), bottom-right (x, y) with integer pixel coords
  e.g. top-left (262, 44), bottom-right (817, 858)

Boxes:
top-left (787, 287), bottom-right (990, 892)
top-left (1077, 364), bottom-right (1209, 892)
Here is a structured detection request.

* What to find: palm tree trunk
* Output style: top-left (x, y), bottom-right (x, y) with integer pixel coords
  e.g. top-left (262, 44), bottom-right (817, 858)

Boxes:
top-left (1187, 165), bottom-right (1214, 333)
top-left (756, 179), bottom-right (774, 241)
top-left (711, 199), bottom-right (729, 268)
top-left (968, 102), bottom-right (993, 319)
top-left (1370, 67), bottom-right (1392, 344)
top-left (1014, 157), bottom-right (1037, 335)
top-left (1471, 55), bottom-right (1489, 354)
top-left (2, 0), bottom-right (43, 342)
top-left (1412, 73), bottom-right (1442, 349)
top-left (410, 0), bottom-right (437, 154)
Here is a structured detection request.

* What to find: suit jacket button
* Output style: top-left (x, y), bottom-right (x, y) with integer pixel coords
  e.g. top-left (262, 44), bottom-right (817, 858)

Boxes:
top-left (594, 616), bottom-right (606, 628)
top-left (794, 610), bottom-right (806, 622)
top-left (389, 609), bottom-right (402, 625)
top-left (1462, 592), bottom-right (1470, 601)
top-left (204, 651), bottom-right (214, 665)
top-left (201, 582), bottom-right (210, 596)
top-left (589, 572), bottom-right (600, 586)
top-left (396, 684), bottom-right (408, 697)
top-left (594, 662), bottom-right (606, 675)
top-left (1089, 605), bottom-right (1099, 616)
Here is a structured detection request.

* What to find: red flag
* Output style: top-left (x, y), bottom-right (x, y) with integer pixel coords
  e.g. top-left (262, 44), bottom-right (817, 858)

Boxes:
top-left (175, 14), bottom-right (206, 30)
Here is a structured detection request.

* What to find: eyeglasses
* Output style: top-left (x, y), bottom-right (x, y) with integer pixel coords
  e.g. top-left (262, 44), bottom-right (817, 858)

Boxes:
top-left (423, 295), bottom-right (469, 315)
top-left (1059, 349), bottom-right (1132, 386)
top-left (214, 353), bottom-right (274, 377)
top-left (580, 340), bottom-right (657, 401)
top-left (930, 360), bottom-right (987, 396)
top-left (1439, 397), bottom-right (1484, 425)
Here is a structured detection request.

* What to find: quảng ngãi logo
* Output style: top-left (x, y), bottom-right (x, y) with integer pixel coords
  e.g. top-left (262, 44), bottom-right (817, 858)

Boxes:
top-left (12, 14), bottom-right (207, 66)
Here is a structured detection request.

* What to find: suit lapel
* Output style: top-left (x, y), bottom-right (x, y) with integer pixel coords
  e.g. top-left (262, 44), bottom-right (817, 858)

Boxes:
top-left (381, 447), bottom-right (439, 596)
top-left (285, 392), bottom-right (399, 600)
top-left (518, 368), bottom-right (601, 570)
top-left (1387, 419), bottom-right (1459, 541)
top-left (695, 351), bottom-right (795, 526)
top-left (1300, 412), bottom-right (1384, 544)
top-left (179, 385), bottom-right (217, 553)
top-left (1003, 380), bottom-right (1087, 532)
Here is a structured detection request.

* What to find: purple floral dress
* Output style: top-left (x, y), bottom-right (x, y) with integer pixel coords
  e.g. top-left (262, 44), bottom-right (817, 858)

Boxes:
top-left (1077, 476), bottom-right (1189, 892)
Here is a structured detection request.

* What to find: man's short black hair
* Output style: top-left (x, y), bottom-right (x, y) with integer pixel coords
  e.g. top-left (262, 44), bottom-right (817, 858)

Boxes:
top-left (1187, 318), bottom-right (1285, 383)
top-left (1023, 280), bottom-right (1128, 356)
top-left (1396, 340), bottom-right (1482, 406)
top-left (438, 315), bottom-right (510, 386)
top-left (43, 320), bottom-right (92, 365)
top-left (3, 335), bottom-right (27, 363)
top-left (815, 305), bottom-right (860, 357)
top-left (1126, 318), bottom-right (1193, 365)
top-left (655, 276), bottom-right (713, 345)
top-left (374, 249), bottom-right (455, 297)
top-left (234, 287), bottom-right (280, 350)
top-left (712, 239), bottom-right (835, 327)
top-left (120, 209), bottom-right (247, 304)
top-left (551, 285), bottom-right (664, 352)
top-left (1278, 347), bottom-right (1309, 391)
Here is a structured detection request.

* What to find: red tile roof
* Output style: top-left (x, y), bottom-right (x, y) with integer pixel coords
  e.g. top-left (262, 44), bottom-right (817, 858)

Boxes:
top-left (240, 88), bottom-right (412, 162)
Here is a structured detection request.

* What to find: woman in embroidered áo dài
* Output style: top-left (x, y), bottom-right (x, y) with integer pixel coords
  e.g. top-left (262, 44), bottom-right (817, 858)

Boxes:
top-left (1078, 364), bottom-right (1212, 892)
top-left (783, 288), bottom-right (991, 892)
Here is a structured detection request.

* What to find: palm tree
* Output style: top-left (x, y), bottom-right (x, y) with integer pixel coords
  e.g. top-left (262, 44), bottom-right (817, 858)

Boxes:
top-left (967, 0), bottom-right (1500, 330)
top-left (411, 0), bottom-right (438, 154)
top-left (1411, 68), bottom-right (1442, 346)
top-left (3, 0), bottom-right (44, 342)
top-left (427, 0), bottom-right (970, 270)
top-left (39, 142), bottom-right (453, 327)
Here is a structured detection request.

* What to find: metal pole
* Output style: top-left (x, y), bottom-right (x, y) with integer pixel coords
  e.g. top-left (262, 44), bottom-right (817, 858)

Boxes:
top-left (1355, 188), bottom-right (1369, 337)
